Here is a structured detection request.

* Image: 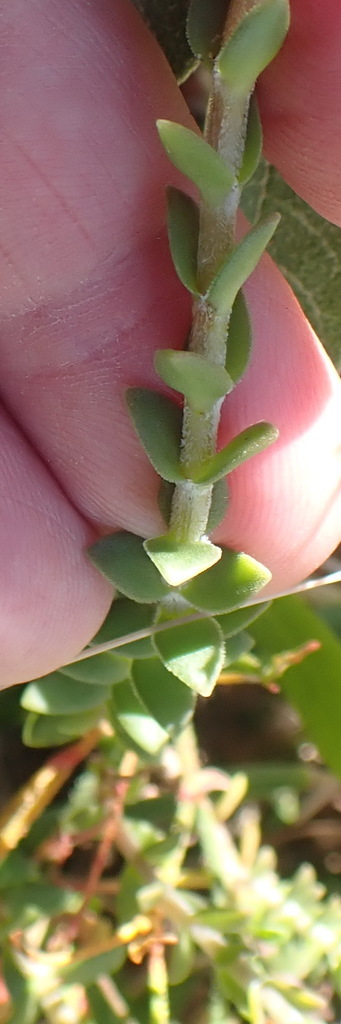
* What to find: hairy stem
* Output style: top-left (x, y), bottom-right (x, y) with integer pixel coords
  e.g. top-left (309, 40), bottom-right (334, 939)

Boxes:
top-left (169, 0), bottom-right (255, 544)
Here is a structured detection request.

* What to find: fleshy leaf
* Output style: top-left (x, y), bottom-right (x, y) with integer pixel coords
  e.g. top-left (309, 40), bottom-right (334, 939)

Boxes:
top-left (225, 289), bottom-right (252, 383)
top-left (216, 601), bottom-right (271, 637)
top-left (132, 658), bottom-right (195, 733)
top-left (239, 95), bottom-right (263, 185)
top-left (126, 387), bottom-right (184, 483)
top-left (207, 214), bottom-right (280, 316)
top-left (181, 546), bottom-right (271, 613)
top-left (60, 651), bottom-right (130, 685)
top-left (189, 422), bottom-right (279, 484)
top-left (187, 0), bottom-right (228, 61)
top-left (144, 535), bottom-right (222, 586)
top-left (217, 0), bottom-right (290, 95)
top-left (109, 679), bottom-right (170, 755)
top-left (157, 119), bottom-right (234, 206)
top-left (223, 630), bottom-right (255, 666)
top-left (22, 709), bottom-right (102, 748)
top-left (88, 532), bottom-right (170, 603)
top-left (91, 597), bottom-right (155, 658)
top-left (21, 675), bottom-right (111, 716)
top-left (206, 478), bottom-right (229, 533)
top-left (166, 187), bottom-right (200, 293)
top-left (153, 616), bottom-right (225, 696)
top-left (154, 349), bottom-right (233, 413)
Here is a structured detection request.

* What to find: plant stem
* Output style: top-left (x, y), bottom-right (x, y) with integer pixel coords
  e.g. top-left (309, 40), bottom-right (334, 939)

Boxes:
top-left (169, 0), bottom-right (255, 544)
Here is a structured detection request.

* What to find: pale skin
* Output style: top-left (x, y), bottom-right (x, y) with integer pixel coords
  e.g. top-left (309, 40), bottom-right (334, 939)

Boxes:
top-left (0, 0), bottom-right (340, 685)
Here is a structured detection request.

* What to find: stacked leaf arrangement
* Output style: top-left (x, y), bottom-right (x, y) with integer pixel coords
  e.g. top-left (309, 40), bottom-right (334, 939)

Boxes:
top-left (20, 0), bottom-right (290, 748)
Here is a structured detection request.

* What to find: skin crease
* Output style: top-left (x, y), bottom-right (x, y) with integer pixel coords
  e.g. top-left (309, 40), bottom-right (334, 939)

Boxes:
top-left (0, 0), bottom-right (340, 685)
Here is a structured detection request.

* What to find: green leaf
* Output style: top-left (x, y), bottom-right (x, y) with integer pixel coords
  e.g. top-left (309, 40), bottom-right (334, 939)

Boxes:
top-left (208, 214), bottom-right (280, 315)
top-left (166, 187), bottom-right (200, 294)
top-left (206, 478), bottom-right (229, 533)
top-left (250, 596), bottom-right (341, 780)
top-left (155, 349), bottom-right (233, 412)
top-left (168, 928), bottom-right (195, 985)
top-left (157, 120), bottom-right (234, 206)
top-left (132, 658), bottom-right (195, 732)
top-left (239, 95), bottom-right (263, 185)
top-left (87, 984), bottom-right (123, 1024)
top-left (86, 987), bottom-right (117, 1024)
top-left (187, 0), bottom-right (229, 61)
top-left (91, 598), bottom-right (155, 658)
top-left (3, 951), bottom-right (38, 1024)
top-left (153, 616), bottom-right (225, 696)
top-left (22, 708), bottom-right (102, 747)
top-left (88, 532), bottom-right (170, 603)
top-left (21, 675), bottom-right (110, 715)
top-left (144, 535), bottom-right (222, 586)
top-left (217, 0), bottom-right (290, 95)
top-left (62, 947), bottom-right (125, 987)
top-left (224, 630), bottom-right (254, 666)
top-left (182, 546), bottom-right (271, 613)
top-left (241, 158), bottom-right (341, 372)
top-left (110, 679), bottom-right (170, 755)
top-left (189, 421), bottom-right (279, 484)
top-left (126, 387), bottom-right (184, 483)
top-left (216, 600), bottom-right (271, 637)
top-left (225, 289), bottom-right (252, 383)
top-left (60, 651), bottom-right (130, 685)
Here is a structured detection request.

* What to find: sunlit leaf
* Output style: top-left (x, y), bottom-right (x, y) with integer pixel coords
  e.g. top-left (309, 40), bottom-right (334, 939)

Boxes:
top-left (132, 658), bottom-right (195, 731)
top-left (157, 120), bottom-right (234, 206)
top-left (88, 531), bottom-right (170, 603)
top-left (155, 349), bottom-right (233, 413)
top-left (127, 387), bottom-right (184, 483)
top-left (187, 0), bottom-right (229, 61)
top-left (225, 289), bottom-right (252, 383)
top-left (166, 186), bottom-right (200, 293)
top-left (218, 0), bottom-right (290, 95)
top-left (109, 679), bottom-right (170, 755)
top-left (251, 596), bottom-right (341, 780)
top-left (91, 597), bottom-right (155, 658)
top-left (21, 675), bottom-right (110, 716)
top-left (239, 95), bottom-right (263, 185)
top-left (208, 214), bottom-right (280, 315)
top-left (144, 534), bottom-right (222, 586)
top-left (153, 616), bottom-right (224, 696)
top-left (242, 158), bottom-right (341, 371)
top-left (182, 546), bottom-right (271, 613)
top-left (189, 422), bottom-right (279, 484)
top-left (60, 651), bottom-right (130, 685)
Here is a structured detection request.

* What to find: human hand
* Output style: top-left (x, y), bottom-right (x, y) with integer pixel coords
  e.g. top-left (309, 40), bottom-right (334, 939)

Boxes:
top-left (1, 0), bottom-right (340, 685)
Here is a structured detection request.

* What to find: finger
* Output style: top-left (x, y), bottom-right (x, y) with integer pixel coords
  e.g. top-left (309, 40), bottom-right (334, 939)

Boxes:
top-left (0, 407), bottom-right (112, 687)
top-left (0, 0), bottom-right (339, 668)
top-left (257, 0), bottom-right (341, 224)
